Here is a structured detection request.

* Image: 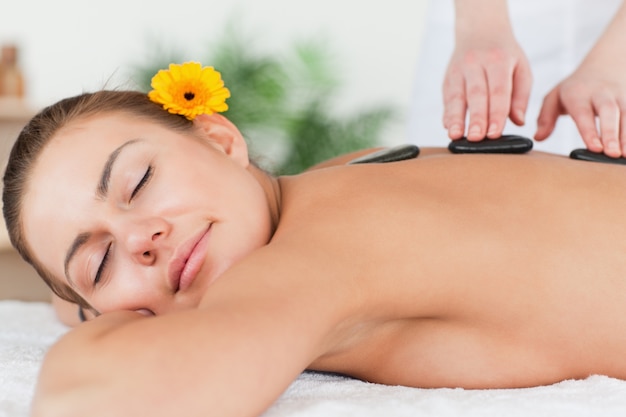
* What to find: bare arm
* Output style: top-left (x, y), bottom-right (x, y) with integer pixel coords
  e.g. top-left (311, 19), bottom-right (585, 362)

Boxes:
top-left (535, 1), bottom-right (626, 157)
top-left (34, 303), bottom-right (327, 417)
top-left (32, 251), bottom-right (350, 417)
top-left (444, 0), bottom-right (532, 141)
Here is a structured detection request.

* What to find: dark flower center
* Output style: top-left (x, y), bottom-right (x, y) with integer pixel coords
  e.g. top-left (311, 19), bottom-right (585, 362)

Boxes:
top-left (184, 92), bottom-right (195, 101)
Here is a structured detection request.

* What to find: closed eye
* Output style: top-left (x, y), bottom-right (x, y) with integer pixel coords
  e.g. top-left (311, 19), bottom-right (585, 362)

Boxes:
top-left (94, 242), bottom-right (112, 286)
top-left (131, 165), bottom-right (153, 200)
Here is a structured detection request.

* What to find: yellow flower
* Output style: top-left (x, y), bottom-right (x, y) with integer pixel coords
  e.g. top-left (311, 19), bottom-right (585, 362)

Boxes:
top-left (148, 62), bottom-right (231, 120)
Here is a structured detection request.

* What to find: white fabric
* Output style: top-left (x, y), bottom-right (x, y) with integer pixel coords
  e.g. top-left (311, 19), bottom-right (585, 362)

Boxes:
top-left (0, 301), bottom-right (67, 417)
top-left (409, 0), bottom-right (622, 154)
top-left (2, 300), bottom-right (626, 417)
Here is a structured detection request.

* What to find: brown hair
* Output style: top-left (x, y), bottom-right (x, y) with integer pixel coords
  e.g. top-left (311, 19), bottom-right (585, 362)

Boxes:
top-left (2, 90), bottom-right (197, 308)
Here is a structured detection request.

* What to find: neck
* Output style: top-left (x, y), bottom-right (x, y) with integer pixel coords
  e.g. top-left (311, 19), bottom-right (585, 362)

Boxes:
top-left (248, 165), bottom-right (282, 234)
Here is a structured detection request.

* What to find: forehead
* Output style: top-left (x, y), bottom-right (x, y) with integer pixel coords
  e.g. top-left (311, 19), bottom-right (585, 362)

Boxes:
top-left (42, 112), bottom-right (169, 158)
top-left (25, 113), bottom-right (163, 217)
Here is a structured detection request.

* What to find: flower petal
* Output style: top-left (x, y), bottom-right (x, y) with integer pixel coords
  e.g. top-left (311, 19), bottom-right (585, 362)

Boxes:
top-left (148, 62), bottom-right (230, 120)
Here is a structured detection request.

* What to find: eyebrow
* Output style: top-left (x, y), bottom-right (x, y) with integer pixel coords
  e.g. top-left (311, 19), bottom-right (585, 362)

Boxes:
top-left (96, 139), bottom-right (141, 199)
top-left (64, 139), bottom-right (141, 286)
top-left (64, 232), bottom-right (90, 287)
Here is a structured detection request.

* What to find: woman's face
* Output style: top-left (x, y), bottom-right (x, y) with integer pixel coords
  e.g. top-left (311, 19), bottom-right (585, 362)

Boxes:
top-left (22, 112), bottom-right (273, 315)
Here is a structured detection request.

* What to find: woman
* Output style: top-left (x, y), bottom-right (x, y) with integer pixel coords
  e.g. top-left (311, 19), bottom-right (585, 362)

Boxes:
top-left (5, 64), bottom-right (626, 417)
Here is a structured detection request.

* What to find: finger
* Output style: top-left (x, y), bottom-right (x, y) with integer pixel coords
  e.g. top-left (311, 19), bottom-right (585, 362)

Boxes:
top-left (510, 60), bottom-right (532, 126)
top-left (593, 94), bottom-right (620, 157)
top-left (534, 89), bottom-right (560, 141)
top-left (620, 99), bottom-right (626, 155)
top-left (484, 62), bottom-right (513, 139)
top-left (464, 65), bottom-right (489, 141)
top-left (570, 102), bottom-right (603, 154)
top-left (442, 67), bottom-right (468, 140)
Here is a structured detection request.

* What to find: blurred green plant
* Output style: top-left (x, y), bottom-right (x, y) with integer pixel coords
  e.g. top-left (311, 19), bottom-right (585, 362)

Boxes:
top-left (131, 24), bottom-right (396, 175)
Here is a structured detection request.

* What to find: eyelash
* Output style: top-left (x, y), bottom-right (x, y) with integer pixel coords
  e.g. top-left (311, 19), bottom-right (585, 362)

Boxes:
top-left (94, 242), bottom-right (112, 285)
top-left (130, 165), bottom-right (154, 200)
top-left (94, 165), bottom-right (154, 286)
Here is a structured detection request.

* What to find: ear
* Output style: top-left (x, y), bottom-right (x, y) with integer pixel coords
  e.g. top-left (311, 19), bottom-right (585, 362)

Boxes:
top-left (193, 113), bottom-right (249, 167)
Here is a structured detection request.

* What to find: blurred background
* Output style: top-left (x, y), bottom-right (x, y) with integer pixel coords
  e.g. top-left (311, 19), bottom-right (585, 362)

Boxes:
top-left (0, 0), bottom-right (429, 173)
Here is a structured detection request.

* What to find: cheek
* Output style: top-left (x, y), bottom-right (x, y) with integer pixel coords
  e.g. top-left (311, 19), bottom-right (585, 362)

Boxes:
top-left (90, 265), bottom-right (158, 313)
top-left (216, 179), bottom-right (273, 255)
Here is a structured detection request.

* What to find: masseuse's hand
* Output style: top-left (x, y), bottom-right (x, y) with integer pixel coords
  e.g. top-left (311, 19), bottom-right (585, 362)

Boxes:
top-left (534, 69), bottom-right (626, 157)
top-left (534, 1), bottom-right (626, 157)
top-left (443, 0), bottom-right (532, 142)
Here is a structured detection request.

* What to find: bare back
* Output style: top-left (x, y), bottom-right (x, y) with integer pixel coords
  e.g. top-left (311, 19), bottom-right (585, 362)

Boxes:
top-left (245, 150), bottom-right (626, 388)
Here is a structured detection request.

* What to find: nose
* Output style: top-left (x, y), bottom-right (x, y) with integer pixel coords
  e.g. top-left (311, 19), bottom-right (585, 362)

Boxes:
top-left (114, 216), bottom-right (170, 265)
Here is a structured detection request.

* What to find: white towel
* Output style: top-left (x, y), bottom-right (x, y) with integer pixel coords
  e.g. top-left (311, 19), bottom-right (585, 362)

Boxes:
top-left (0, 301), bottom-right (67, 417)
top-left (266, 372), bottom-right (626, 417)
top-left (2, 300), bottom-right (626, 417)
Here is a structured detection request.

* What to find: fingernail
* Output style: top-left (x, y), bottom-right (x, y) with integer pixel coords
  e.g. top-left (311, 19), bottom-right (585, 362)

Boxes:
top-left (449, 125), bottom-right (463, 138)
top-left (516, 110), bottom-right (525, 124)
top-left (468, 125), bottom-right (482, 139)
top-left (487, 123), bottom-right (498, 137)
top-left (592, 138), bottom-right (602, 149)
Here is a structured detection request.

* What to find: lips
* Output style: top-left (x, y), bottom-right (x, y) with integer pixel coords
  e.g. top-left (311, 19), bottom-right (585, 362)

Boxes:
top-left (168, 224), bottom-right (212, 293)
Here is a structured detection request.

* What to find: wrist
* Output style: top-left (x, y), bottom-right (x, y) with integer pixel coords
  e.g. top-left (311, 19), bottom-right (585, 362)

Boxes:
top-left (454, 0), bottom-right (513, 42)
